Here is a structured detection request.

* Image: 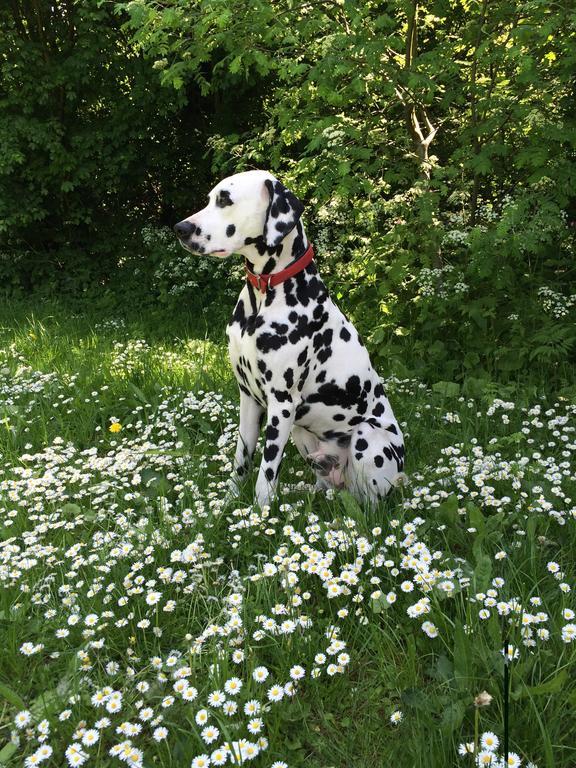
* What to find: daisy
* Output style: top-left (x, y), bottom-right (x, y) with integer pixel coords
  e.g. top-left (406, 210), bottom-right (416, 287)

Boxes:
top-left (242, 742), bottom-right (259, 760)
top-left (267, 685), bottom-right (284, 702)
top-left (207, 690), bottom-right (225, 707)
top-left (153, 727), bottom-right (168, 741)
top-left (252, 666), bottom-right (269, 683)
top-left (244, 699), bottom-right (261, 715)
top-left (195, 709), bottom-right (210, 726)
top-left (37, 745), bottom-right (53, 759)
top-left (290, 665), bottom-right (305, 680)
top-left (81, 729), bottom-right (99, 746)
top-left (14, 710), bottom-right (32, 729)
top-left (476, 749), bottom-right (497, 765)
top-left (501, 645), bottom-right (520, 661)
top-left (211, 748), bottom-right (228, 766)
top-left (191, 755), bottom-right (211, 768)
top-left (65, 743), bottom-right (88, 767)
top-left (422, 621), bottom-right (439, 638)
top-left (224, 677), bottom-right (243, 695)
top-left (201, 726), bottom-right (220, 744)
top-left (247, 718), bottom-right (263, 734)
top-left (390, 710), bottom-right (403, 725)
top-left (183, 686), bottom-right (199, 702)
top-left (480, 732), bottom-right (499, 751)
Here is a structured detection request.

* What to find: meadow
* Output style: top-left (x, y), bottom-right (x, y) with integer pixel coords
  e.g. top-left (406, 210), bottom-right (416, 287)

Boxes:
top-left (0, 300), bottom-right (574, 768)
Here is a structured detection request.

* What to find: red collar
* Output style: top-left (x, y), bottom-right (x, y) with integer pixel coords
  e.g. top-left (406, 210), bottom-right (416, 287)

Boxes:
top-left (245, 243), bottom-right (314, 294)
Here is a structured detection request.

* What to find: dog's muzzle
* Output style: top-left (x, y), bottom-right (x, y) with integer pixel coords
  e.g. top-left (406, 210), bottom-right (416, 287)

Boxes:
top-left (174, 220), bottom-right (197, 239)
top-left (173, 220), bottom-right (207, 254)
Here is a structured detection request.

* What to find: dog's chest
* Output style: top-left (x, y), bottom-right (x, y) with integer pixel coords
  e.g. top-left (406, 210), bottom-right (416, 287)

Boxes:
top-left (227, 304), bottom-right (266, 404)
top-left (228, 300), bottom-right (281, 405)
top-left (226, 278), bottom-right (324, 405)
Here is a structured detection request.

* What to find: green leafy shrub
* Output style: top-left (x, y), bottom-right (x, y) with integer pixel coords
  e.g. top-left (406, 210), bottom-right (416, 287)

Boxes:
top-left (140, 225), bottom-right (240, 325)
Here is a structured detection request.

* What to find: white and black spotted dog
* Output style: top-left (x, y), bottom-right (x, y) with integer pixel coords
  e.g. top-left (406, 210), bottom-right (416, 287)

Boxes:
top-left (174, 170), bottom-right (405, 507)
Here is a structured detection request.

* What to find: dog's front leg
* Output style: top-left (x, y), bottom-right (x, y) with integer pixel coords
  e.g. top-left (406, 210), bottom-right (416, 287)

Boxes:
top-left (255, 400), bottom-right (295, 508)
top-left (230, 392), bottom-right (265, 496)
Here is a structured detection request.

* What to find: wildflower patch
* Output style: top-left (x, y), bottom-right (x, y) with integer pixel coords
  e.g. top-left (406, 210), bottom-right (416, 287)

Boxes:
top-left (0, 332), bottom-right (574, 767)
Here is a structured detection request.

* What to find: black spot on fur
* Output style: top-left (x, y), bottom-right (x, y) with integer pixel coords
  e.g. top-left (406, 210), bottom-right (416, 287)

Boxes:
top-left (256, 333), bottom-right (288, 353)
top-left (266, 424), bottom-right (279, 441)
top-left (216, 190), bottom-right (233, 207)
top-left (226, 224), bottom-right (236, 237)
top-left (295, 403), bottom-right (310, 420)
top-left (272, 389), bottom-right (292, 403)
top-left (264, 443), bottom-right (279, 461)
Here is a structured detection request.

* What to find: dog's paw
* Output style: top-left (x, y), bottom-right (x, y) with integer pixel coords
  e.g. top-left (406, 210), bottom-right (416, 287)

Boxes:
top-left (227, 476), bottom-right (242, 497)
top-left (255, 477), bottom-right (273, 509)
top-left (222, 475), bottom-right (244, 507)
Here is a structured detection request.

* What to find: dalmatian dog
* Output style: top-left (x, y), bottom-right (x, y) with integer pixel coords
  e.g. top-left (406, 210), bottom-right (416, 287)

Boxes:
top-left (174, 170), bottom-right (405, 507)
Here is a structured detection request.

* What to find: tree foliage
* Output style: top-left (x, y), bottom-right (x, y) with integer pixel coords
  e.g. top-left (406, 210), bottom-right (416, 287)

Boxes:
top-left (1, 0), bottom-right (575, 380)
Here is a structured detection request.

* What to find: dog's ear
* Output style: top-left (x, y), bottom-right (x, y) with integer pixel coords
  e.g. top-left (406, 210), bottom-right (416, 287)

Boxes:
top-left (263, 178), bottom-right (305, 248)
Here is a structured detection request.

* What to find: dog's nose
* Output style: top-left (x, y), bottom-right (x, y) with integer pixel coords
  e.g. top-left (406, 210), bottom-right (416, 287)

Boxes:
top-left (174, 220), bottom-right (195, 238)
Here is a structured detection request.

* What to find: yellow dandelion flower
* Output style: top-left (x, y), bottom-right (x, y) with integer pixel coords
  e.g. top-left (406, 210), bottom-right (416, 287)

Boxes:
top-left (109, 422), bottom-right (122, 433)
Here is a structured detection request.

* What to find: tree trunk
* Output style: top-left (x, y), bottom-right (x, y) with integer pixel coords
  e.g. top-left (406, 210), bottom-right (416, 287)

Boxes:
top-left (403, 0), bottom-right (437, 179)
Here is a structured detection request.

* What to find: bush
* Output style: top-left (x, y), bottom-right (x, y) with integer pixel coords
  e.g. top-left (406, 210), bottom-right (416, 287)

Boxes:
top-left (141, 225), bottom-right (240, 325)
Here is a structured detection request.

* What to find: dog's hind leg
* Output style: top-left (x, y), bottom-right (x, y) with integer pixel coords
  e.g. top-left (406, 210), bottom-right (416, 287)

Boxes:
top-left (346, 422), bottom-right (405, 503)
top-left (291, 425), bottom-right (319, 460)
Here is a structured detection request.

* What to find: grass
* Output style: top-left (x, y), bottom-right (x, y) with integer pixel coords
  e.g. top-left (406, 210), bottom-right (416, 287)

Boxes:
top-left (0, 297), bottom-right (575, 768)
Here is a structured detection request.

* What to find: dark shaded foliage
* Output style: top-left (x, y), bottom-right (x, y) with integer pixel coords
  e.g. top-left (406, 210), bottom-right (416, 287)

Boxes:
top-left (1, 0), bottom-right (575, 382)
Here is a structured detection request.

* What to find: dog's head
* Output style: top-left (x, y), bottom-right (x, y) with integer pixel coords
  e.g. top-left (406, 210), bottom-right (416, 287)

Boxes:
top-left (174, 170), bottom-right (304, 258)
